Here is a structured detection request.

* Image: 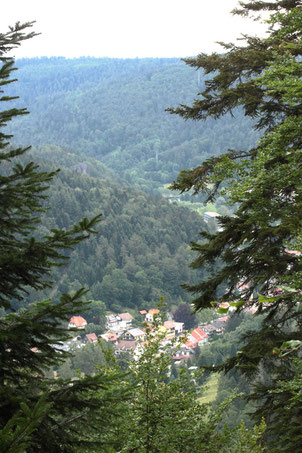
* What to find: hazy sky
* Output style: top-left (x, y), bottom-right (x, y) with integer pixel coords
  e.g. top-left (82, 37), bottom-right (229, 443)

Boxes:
top-left (2, 0), bottom-right (268, 59)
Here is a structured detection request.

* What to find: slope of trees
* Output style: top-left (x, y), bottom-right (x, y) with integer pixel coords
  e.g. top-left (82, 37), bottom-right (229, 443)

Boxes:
top-left (170, 1), bottom-right (302, 450)
top-left (4, 56), bottom-right (258, 192)
top-left (0, 23), bottom-right (129, 453)
top-left (14, 147), bottom-right (207, 312)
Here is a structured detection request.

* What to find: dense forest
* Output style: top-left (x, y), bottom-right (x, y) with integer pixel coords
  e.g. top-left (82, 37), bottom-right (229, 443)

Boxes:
top-left (20, 147), bottom-right (207, 311)
top-left (6, 56), bottom-right (258, 192)
top-left (1, 0), bottom-right (302, 451)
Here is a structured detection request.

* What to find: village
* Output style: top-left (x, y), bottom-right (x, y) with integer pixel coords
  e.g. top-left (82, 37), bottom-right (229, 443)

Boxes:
top-left (65, 307), bottom-right (230, 364)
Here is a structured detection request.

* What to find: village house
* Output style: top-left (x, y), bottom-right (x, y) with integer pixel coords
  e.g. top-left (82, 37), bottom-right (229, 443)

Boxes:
top-left (172, 342), bottom-right (194, 363)
top-left (203, 211), bottom-right (220, 223)
top-left (211, 316), bottom-right (228, 334)
top-left (145, 308), bottom-right (160, 322)
top-left (105, 312), bottom-right (133, 333)
top-left (124, 327), bottom-right (145, 342)
top-left (100, 331), bottom-right (119, 345)
top-left (119, 312), bottom-right (133, 328)
top-left (163, 320), bottom-right (184, 338)
top-left (202, 324), bottom-right (218, 338)
top-left (85, 333), bottom-right (98, 344)
top-left (115, 340), bottom-right (138, 355)
top-left (68, 316), bottom-right (87, 330)
top-left (185, 327), bottom-right (208, 349)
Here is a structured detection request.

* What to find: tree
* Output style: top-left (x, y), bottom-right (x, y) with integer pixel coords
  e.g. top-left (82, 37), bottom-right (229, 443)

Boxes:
top-left (169, 1), bottom-right (302, 450)
top-left (173, 303), bottom-right (196, 329)
top-left (117, 312), bottom-right (265, 452)
top-left (0, 23), bottom-right (127, 452)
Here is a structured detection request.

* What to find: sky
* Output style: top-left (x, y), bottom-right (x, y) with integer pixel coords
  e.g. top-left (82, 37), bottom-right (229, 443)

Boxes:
top-left (2, 0), bottom-right (269, 59)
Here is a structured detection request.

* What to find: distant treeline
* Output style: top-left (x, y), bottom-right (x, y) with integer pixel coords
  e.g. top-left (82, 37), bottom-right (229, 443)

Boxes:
top-left (7, 57), bottom-right (258, 192)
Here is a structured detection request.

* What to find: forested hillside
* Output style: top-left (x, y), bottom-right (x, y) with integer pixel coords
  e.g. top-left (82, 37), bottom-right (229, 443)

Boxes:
top-left (20, 147), bottom-right (207, 311)
top-left (6, 57), bottom-right (258, 191)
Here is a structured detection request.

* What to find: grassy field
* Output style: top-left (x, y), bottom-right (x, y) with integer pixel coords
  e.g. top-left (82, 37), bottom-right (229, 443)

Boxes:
top-left (198, 373), bottom-right (219, 404)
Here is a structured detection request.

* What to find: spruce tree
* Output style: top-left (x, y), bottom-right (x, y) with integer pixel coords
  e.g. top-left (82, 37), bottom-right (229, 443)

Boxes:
top-left (0, 23), bottom-right (126, 453)
top-left (169, 1), bottom-right (302, 450)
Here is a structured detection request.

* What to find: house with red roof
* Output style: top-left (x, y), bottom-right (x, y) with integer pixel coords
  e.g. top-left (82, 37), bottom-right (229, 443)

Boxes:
top-left (85, 333), bottom-right (98, 344)
top-left (100, 332), bottom-right (119, 344)
top-left (185, 327), bottom-right (208, 349)
top-left (145, 308), bottom-right (160, 322)
top-left (68, 316), bottom-right (87, 330)
top-left (118, 312), bottom-right (133, 328)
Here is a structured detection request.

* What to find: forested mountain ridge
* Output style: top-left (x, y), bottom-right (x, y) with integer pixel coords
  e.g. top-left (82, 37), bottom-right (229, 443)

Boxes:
top-left (7, 57), bottom-right (258, 191)
top-left (20, 147), bottom-right (207, 312)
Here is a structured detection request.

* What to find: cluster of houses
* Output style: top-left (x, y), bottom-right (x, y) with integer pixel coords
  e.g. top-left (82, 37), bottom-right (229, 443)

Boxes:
top-left (66, 308), bottom-right (229, 363)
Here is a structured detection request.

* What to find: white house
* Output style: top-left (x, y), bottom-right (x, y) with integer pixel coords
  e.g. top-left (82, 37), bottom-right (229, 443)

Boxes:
top-left (106, 312), bottom-right (133, 333)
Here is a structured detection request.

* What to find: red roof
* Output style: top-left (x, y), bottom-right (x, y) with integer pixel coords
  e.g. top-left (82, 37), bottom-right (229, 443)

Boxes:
top-left (172, 355), bottom-right (191, 361)
top-left (100, 332), bottom-right (119, 343)
top-left (149, 309), bottom-right (160, 315)
top-left (140, 310), bottom-right (147, 315)
top-left (185, 327), bottom-right (208, 349)
top-left (191, 327), bottom-right (208, 341)
top-left (164, 320), bottom-right (175, 329)
top-left (218, 316), bottom-right (228, 322)
top-left (119, 312), bottom-right (133, 321)
top-left (86, 333), bottom-right (98, 343)
top-left (69, 316), bottom-right (87, 328)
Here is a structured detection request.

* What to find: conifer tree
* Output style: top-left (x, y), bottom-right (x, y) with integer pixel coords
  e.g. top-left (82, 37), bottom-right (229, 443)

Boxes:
top-left (0, 23), bottom-right (127, 453)
top-left (169, 1), bottom-right (302, 450)
top-left (117, 311), bottom-right (265, 452)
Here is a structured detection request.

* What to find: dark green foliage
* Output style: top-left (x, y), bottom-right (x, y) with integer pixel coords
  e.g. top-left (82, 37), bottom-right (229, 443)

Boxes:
top-left (170, 1), bottom-right (302, 451)
top-left (0, 23), bottom-right (129, 452)
top-left (17, 149), bottom-right (207, 310)
top-left (195, 314), bottom-right (263, 429)
top-left (173, 303), bottom-right (196, 329)
top-left (114, 313), bottom-right (265, 452)
top-left (5, 56), bottom-right (258, 192)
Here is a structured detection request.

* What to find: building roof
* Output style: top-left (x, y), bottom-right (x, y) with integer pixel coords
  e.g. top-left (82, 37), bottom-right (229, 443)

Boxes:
top-left (204, 211), bottom-right (220, 218)
top-left (185, 327), bottom-right (208, 349)
top-left (100, 332), bottom-right (119, 342)
top-left (164, 320), bottom-right (175, 329)
top-left (218, 316), bottom-right (228, 322)
top-left (172, 355), bottom-right (191, 361)
top-left (149, 308), bottom-right (160, 315)
top-left (119, 312), bottom-right (133, 321)
top-left (69, 316), bottom-right (87, 328)
top-left (106, 314), bottom-right (121, 323)
top-left (127, 328), bottom-right (145, 337)
top-left (115, 340), bottom-right (137, 351)
top-left (139, 310), bottom-right (147, 315)
top-left (86, 333), bottom-right (98, 343)
top-left (191, 327), bottom-right (208, 341)
top-left (202, 324), bottom-right (217, 333)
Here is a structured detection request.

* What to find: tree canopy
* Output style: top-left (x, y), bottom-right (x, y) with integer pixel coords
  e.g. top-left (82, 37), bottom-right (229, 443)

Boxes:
top-left (0, 23), bottom-right (129, 452)
top-left (170, 1), bottom-right (302, 451)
